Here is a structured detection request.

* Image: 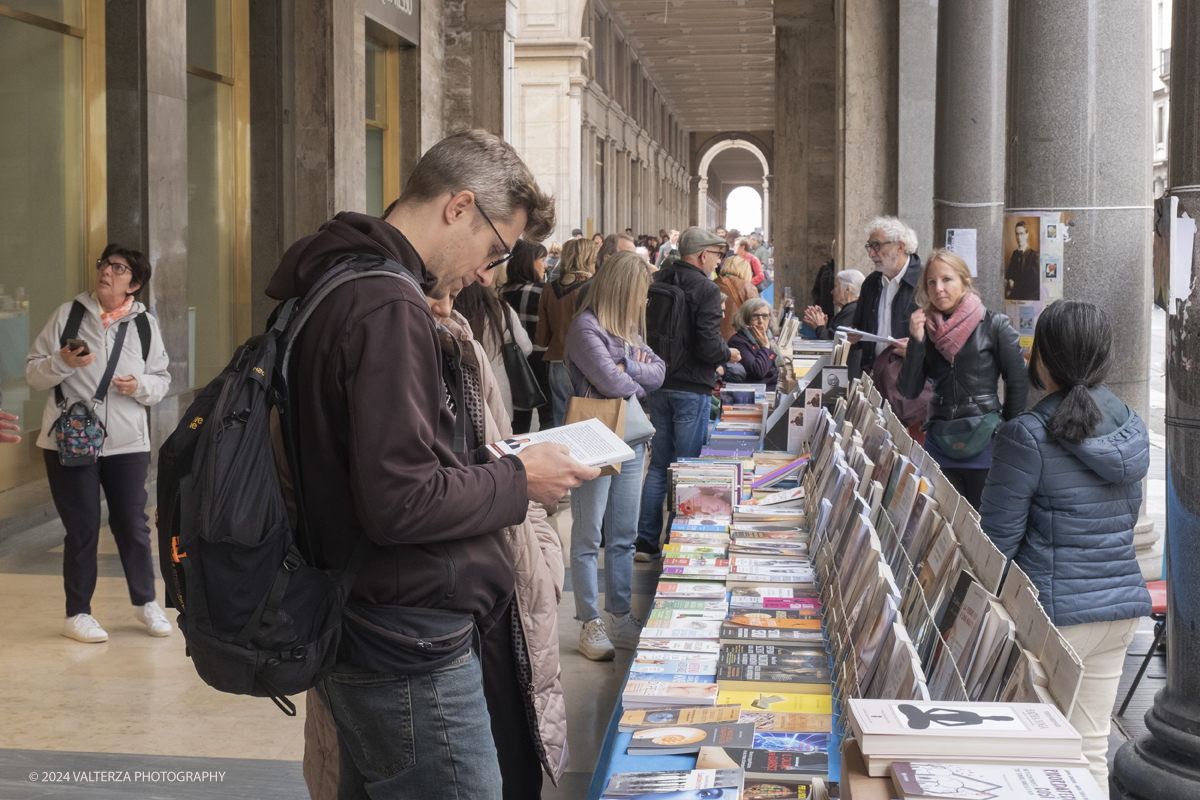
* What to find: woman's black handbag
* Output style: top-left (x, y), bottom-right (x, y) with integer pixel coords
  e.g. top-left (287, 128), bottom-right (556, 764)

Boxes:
top-left (502, 314), bottom-right (547, 410)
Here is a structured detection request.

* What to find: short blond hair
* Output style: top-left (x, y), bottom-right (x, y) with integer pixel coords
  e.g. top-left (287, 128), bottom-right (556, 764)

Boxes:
top-left (721, 255), bottom-right (754, 283)
top-left (916, 248), bottom-right (977, 313)
top-left (576, 251), bottom-right (653, 346)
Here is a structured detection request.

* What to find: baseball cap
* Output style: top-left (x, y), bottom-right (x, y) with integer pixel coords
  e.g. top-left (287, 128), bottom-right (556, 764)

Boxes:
top-left (571, 228), bottom-right (583, 236)
top-left (678, 227), bottom-right (728, 257)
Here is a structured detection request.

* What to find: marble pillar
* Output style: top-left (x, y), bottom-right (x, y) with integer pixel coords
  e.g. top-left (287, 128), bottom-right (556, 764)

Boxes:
top-left (836, 0), bottom-right (899, 275)
top-left (774, 0), bottom-right (836, 306)
top-left (897, 0), bottom-right (937, 260)
top-left (443, 0), bottom-right (509, 136)
top-left (249, 0), bottom-right (285, 332)
top-left (1007, 0), bottom-right (1159, 576)
top-left (932, 0), bottom-right (1007, 311)
top-left (1112, 2), bottom-right (1200, 792)
top-left (142, 0), bottom-right (191, 448)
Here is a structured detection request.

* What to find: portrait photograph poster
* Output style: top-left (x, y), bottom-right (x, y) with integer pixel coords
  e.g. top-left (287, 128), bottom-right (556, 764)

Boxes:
top-left (1003, 212), bottom-right (1065, 357)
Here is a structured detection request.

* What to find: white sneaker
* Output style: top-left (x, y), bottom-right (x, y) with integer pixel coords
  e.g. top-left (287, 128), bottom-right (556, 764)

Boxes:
top-left (608, 613), bottom-right (645, 650)
top-left (62, 613), bottom-right (108, 643)
top-left (135, 600), bottom-right (172, 637)
top-left (579, 618), bottom-right (616, 661)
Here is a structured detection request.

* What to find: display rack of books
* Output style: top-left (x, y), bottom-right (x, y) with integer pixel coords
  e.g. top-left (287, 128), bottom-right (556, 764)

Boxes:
top-left (587, 371), bottom-right (1096, 800)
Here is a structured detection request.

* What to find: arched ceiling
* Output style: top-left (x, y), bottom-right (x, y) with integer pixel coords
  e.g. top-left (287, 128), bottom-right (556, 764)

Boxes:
top-left (707, 147), bottom-right (767, 186)
top-left (605, 0), bottom-right (775, 131)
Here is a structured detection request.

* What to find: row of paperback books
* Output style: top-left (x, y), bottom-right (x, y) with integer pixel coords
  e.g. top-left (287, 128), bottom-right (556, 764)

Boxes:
top-left (609, 460), bottom-right (837, 799)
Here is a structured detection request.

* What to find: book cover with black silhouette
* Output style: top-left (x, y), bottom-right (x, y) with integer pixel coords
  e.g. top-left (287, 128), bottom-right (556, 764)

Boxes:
top-left (847, 699), bottom-right (1080, 759)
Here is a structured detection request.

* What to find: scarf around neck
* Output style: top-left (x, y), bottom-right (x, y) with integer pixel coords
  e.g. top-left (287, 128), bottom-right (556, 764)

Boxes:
top-left (925, 292), bottom-right (984, 362)
top-left (100, 295), bottom-right (134, 328)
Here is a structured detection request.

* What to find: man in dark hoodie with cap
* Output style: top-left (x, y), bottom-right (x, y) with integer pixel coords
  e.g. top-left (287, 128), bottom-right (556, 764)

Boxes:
top-left (267, 129), bottom-right (598, 800)
top-left (633, 227), bottom-right (742, 562)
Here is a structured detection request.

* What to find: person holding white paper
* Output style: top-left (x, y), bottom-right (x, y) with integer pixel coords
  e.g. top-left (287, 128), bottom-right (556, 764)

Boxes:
top-left (565, 252), bottom-right (665, 660)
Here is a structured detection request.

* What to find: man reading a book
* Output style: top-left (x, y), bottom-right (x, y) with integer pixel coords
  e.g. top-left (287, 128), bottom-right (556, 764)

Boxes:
top-left (267, 130), bottom-right (598, 799)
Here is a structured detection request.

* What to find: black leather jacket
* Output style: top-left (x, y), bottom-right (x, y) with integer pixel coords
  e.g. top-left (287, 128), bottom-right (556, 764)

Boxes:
top-left (897, 308), bottom-right (1029, 423)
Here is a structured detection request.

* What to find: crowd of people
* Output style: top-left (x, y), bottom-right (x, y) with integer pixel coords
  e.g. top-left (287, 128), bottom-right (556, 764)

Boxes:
top-left (7, 130), bottom-right (1152, 798)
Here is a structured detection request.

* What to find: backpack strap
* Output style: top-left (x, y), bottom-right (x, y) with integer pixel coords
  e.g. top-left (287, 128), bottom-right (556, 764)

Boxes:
top-left (59, 300), bottom-right (87, 348)
top-left (135, 312), bottom-right (151, 361)
top-left (54, 301), bottom-right (89, 410)
top-left (274, 254), bottom-right (422, 571)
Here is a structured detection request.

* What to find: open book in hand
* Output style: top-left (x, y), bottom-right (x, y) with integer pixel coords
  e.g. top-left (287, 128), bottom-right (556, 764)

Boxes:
top-left (837, 326), bottom-right (900, 346)
top-left (486, 417), bottom-right (635, 468)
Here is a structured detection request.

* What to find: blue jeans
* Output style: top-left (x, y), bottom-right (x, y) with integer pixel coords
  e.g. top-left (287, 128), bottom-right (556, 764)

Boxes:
top-left (549, 361), bottom-right (571, 428)
top-left (635, 390), bottom-right (712, 551)
top-left (570, 443), bottom-right (646, 621)
top-left (321, 652), bottom-right (502, 800)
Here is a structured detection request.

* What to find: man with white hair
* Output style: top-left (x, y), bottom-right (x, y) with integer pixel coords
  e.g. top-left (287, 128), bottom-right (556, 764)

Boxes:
top-left (848, 216), bottom-right (931, 434)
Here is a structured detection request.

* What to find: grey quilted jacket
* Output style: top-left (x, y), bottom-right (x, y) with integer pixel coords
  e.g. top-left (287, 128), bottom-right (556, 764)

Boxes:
top-left (979, 386), bottom-right (1152, 627)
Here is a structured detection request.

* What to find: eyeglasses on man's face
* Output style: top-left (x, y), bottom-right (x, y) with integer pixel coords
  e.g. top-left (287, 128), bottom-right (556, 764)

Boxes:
top-left (704, 248), bottom-right (728, 261)
top-left (472, 199), bottom-right (513, 271)
top-left (864, 240), bottom-right (897, 254)
top-left (96, 259), bottom-right (130, 276)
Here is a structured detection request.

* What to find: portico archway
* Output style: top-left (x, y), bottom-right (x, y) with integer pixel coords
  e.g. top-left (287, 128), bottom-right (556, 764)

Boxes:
top-left (695, 138), bottom-right (772, 239)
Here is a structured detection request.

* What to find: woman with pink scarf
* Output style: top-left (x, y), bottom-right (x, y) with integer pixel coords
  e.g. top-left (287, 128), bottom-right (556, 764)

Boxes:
top-left (897, 249), bottom-right (1028, 509)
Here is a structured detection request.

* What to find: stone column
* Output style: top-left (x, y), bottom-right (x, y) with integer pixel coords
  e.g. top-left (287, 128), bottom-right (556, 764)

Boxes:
top-left (105, 0), bottom-right (192, 447)
top-left (1007, 0), bottom-right (1159, 577)
top-left (443, 0), bottom-right (510, 135)
top-left (774, 0), bottom-right (836, 306)
top-left (932, 0), bottom-right (1007, 311)
top-left (1112, 2), bottom-right (1200, 792)
top-left (836, 0), bottom-right (899, 274)
top-left (696, 176), bottom-right (708, 229)
top-left (761, 175), bottom-right (771, 241)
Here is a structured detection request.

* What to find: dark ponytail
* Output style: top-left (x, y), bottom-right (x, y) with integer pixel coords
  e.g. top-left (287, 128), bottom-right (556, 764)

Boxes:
top-left (1028, 300), bottom-right (1112, 444)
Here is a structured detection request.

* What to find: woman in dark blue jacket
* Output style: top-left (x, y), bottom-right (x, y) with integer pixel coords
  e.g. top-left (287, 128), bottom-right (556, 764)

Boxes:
top-left (980, 300), bottom-right (1151, 792)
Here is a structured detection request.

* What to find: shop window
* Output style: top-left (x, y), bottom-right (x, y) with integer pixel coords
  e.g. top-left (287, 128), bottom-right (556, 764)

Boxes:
top-left (365, 19), bottom-right (403, 218)
top-left (0, 2), bottom-right (102, 493)
top-left (186, 0), bottom-right (249, 389)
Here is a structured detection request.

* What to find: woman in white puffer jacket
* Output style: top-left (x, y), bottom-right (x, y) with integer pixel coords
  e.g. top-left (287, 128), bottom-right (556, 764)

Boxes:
top-left (25, 244), bottom-right (172, 644)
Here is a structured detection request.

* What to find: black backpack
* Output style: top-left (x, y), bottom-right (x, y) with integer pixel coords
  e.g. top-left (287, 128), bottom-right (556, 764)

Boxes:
top-left (646, 268), bottom-right (690, 377)
top-left (156, 254), bottom-right (419, 715)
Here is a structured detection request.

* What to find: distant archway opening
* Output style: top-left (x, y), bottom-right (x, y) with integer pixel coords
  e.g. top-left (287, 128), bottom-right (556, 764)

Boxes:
top-left (725, 186), bottom-right (762, 235)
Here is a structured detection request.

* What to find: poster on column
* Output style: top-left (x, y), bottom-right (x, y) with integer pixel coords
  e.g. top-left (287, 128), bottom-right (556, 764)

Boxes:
top-left (1003, 213), bottom-right (1064, 358)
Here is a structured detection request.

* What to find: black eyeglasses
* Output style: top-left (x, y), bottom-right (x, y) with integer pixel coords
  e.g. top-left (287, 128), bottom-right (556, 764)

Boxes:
top-left (96, 258), bottom-right (130, 276)
top-left (472, 199), bottom-right (512, 270)
top-left (704, 248), bottom-right (728, 262)
top-left (864, 240), bottom-right (897, 254)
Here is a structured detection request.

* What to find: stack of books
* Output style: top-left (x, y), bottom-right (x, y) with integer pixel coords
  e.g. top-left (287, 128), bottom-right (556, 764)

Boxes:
top-left (846, 698), bottom-right (1089, 778)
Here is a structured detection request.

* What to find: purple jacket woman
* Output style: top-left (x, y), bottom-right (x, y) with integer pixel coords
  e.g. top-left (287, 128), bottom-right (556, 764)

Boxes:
top-left (728, 328), bottom-right (778, 391)
top-left (565, 310), bottom-right (665, 400)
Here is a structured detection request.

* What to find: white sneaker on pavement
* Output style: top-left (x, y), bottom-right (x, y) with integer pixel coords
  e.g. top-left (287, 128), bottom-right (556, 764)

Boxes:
top-left (579, 618), bottom-right (616, 661)
top-left (607, 612), bottom-right (645, 650)
top-left (62, 613), bottom-right (108, 643)
top-left (135, 600), bottom-right (172, 637)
